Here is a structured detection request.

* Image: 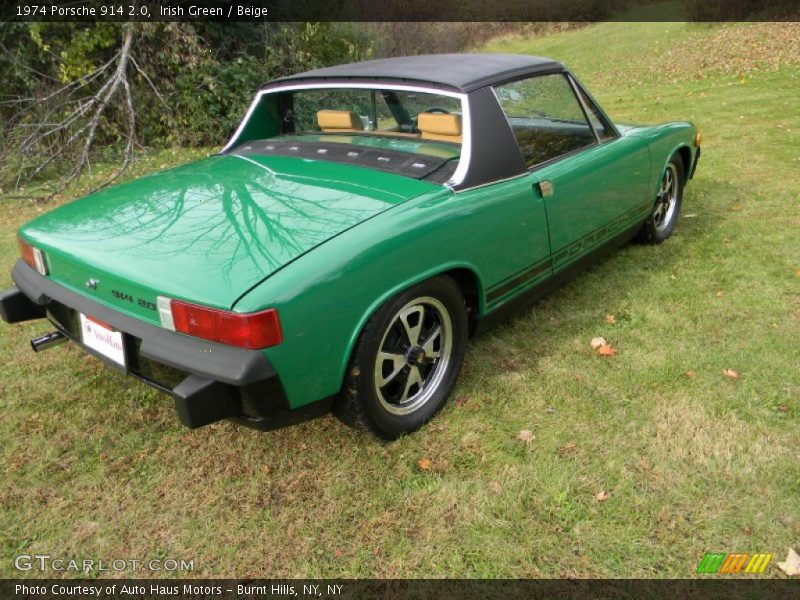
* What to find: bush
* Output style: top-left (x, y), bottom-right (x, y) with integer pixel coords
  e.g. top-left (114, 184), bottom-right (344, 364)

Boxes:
top-left (0, 22), bottom-right (372, 187)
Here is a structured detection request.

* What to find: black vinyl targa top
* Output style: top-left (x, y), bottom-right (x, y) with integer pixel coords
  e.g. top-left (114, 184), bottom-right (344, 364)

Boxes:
top-left (232, 53), bottom-right (575, 190)
top-left (265, 54), bottom-right (563, 93)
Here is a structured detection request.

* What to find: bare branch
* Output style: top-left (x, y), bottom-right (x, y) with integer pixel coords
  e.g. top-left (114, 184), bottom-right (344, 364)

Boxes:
top-left (0, 24), bottom-right (145, 196)
top-left (71, 25), bottom-right (134, 184)
top-left (130, 55), bottom-right (168, 108)
top-left (88, 72), bottom-right (137, 194)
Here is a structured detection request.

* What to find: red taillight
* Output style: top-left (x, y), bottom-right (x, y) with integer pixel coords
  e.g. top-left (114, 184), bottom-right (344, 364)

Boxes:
top-left (169, 300), bottom-right (282, 349)
top-left (18, 236), bottom-right (48, 275)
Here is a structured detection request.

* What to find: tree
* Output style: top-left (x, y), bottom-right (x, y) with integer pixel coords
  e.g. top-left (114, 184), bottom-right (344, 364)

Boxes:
top-left (0, 22), bottom-right (370, 196)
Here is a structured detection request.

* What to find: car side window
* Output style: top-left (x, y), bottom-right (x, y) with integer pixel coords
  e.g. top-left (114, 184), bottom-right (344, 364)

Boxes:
top-left (494, 73), bottom-right (597, 168)
top-left (573, 82), bottom-right (616, 141)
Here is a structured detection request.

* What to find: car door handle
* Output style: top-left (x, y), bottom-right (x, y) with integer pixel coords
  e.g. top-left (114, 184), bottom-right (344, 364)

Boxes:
top-left (537, 180), bottom-right (554, 198)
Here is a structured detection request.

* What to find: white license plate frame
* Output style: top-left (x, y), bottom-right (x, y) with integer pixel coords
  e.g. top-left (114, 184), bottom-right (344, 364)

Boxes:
top-left (79, 313), bottom-right (126, 367)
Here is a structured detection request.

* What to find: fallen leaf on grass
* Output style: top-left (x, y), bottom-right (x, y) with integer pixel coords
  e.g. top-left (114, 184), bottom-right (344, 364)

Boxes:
top-left (261, 465), bottom-right (271, 475)
top-left (590, 336), bottom-right (607, 349)
top-left (795, 268), bottom-right (800, 278)
top-left (417, 458), bottom-right (432, 471)
top-left (715, 291), bottom-right (724, 298)
top-left (595, 491), bottom-right (610, 502)
top-left (605, 314), bottom-right (616, 324)
top-left (777, 404), bottom-right (789, 413)
top-left (333, 548), bottom-right (344, 558)
top-left (777, 547), bottom-right (800, 577)
top-left (723, 369), bottom-right (740, 379)
top-left (558, 441), bottom-right (579, 457)
top-left (517, 429), bottom-right (534, 444)
top-left (686, 370), bottom-right (697, 379)
top-left (597, 344), bottom-right (617, 357)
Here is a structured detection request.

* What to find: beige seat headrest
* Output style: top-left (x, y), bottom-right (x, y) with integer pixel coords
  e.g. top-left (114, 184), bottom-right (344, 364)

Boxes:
top-left (418, 113), bottom-right (462, 143)
top-left (317, 110), bottom-right (364, 132)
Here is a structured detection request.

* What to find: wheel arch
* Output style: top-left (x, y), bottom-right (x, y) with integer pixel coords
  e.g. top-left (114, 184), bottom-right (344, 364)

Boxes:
top-left (441, 267), bottom-right (482, 334)
top-left (336, 263), bottom-right (485, 393)
top-left (653, 143), bottom-right (692, 198)
top-left (675, 146), bottom-right (692, 181)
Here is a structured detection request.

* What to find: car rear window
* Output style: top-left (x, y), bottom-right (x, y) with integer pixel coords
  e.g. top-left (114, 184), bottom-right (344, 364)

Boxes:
top-left (284, 88), bottom-right (463, 144)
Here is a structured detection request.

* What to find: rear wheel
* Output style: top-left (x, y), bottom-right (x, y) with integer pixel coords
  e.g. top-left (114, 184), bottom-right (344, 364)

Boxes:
top-left (335, 276), bottom-right (468, 440)
top-left (637, 154), bottom-right (684, 244)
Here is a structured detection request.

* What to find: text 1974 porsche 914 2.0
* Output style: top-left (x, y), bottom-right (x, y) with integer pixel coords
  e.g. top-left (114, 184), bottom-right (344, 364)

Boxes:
top-left (1, 54), bottom-right (700, 439)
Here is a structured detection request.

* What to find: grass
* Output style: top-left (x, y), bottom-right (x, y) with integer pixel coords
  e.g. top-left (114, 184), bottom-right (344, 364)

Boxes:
top-left (1, 16), bottom-right (799, 578)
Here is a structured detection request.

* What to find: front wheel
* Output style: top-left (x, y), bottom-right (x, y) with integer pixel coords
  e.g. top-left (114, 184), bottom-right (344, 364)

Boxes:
top-left (335, 276), bottom-right (468, 440)
top-left (637, 154), bottom-right (685, 244)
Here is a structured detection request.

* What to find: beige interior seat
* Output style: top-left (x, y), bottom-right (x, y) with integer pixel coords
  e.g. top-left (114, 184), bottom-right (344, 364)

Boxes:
top-left (317, 110), bottom-right (364, 133)
top-left (417, 113), bottom-right (462, 144)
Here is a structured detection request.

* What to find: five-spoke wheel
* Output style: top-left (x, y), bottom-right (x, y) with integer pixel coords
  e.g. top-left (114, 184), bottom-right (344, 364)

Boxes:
top-left (374, 297), bottom-right (453, 416)
top-left (335, 276), bottom-right (468, 440)
top-left (637, 153), bottom-right (685, 244)
top-left (653, 162), bottom-right (679, 233)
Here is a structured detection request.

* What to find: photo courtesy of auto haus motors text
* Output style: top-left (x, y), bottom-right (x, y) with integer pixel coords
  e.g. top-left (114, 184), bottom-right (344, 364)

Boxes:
top-left (1, 0), bottom-right (798, 599)
top-left (14, 583), bottom-right (344, 597)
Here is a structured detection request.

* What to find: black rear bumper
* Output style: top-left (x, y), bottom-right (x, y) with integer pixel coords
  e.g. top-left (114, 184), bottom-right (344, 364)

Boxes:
top-left (2, 261), bottom-right (330, 431)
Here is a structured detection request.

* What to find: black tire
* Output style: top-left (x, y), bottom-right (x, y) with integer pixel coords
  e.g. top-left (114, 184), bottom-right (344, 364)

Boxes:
top-left (636, 153), bottom-right (685, 244)
top-left (334, 276), bottom-right (468, 440)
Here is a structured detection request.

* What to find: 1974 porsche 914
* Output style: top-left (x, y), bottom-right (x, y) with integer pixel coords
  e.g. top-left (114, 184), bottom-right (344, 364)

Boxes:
top-left (1, 54), bottom-right (700, 439)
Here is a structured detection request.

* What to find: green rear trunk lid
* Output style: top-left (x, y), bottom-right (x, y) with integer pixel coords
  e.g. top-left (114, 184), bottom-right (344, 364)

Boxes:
top-left (20, 154), bottom-right (439, 324)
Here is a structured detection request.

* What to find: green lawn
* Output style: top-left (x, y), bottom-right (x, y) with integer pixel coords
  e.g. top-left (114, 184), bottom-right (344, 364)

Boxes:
top-left (1, 18), bottom-right (799, 578)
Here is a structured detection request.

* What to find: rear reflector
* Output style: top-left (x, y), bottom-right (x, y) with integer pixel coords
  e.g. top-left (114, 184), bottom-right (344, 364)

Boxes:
top-left (18, 237), bottom-right (48, 276)
top-left (160, 297), bottom-right (282, 349)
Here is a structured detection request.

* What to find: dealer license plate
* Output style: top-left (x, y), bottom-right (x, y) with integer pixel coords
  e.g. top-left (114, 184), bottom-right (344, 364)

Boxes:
top-left (79, 313), bottom-right (126, 367)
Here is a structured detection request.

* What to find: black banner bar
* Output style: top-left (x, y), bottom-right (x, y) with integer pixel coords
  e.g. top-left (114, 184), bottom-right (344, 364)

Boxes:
top-left (2, 0), bottom-right (799, 22)
top-left (3, 579), bottom-right (800, 600)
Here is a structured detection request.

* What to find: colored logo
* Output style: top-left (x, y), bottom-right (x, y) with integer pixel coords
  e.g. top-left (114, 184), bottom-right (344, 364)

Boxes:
top-left (696, 552), bottom-right (772, 574)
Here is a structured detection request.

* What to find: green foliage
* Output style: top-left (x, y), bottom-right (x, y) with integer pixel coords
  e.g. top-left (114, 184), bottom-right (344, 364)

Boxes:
top-left (168, 56), bottom-right (264, 145)
top-left (0, 22), bottom-right (373, 171)
top-left (158, 23), bottom-right (371, 146)
top-left (52, 24), bottom-right (119, 82)
top-left (142, 22), bottom-right (370, 146)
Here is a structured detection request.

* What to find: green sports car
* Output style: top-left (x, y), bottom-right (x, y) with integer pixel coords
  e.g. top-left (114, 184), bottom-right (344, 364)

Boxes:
top-left (1, 54), bottom-right (700, 439)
